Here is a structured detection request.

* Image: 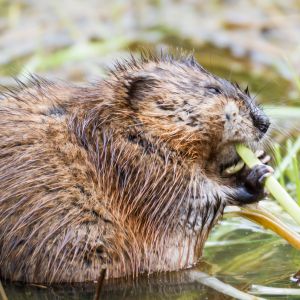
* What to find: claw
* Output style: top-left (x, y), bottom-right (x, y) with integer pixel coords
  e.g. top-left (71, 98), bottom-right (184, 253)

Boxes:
top-left (258, 172), bottom-right (273, 184)
top-left (260, 155), bottom-right (271, 164)
top-left (255, 150), bottom-right (271, 164)
top-left (255, 150), bottom-right (264, 158)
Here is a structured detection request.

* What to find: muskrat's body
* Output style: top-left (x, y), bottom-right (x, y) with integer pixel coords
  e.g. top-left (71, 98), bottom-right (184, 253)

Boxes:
top-left (0, 54), bottom-right (270, 283)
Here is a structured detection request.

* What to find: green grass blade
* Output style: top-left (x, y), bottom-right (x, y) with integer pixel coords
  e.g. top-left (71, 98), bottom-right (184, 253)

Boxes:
top-left (274, 137), bottom-right (300, 179)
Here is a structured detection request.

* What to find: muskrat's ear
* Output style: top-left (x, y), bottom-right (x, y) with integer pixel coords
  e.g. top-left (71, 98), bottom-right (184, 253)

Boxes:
top-left (125, 72), bottom-right (160, 108)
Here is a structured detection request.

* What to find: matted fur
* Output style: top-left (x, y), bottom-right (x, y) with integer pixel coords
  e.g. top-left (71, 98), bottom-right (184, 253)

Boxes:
top-left (0, 53), bottom-right (269, 283)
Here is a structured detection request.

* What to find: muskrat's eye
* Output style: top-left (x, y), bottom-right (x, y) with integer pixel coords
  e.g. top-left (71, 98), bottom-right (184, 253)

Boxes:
top-left (206, 86), bottom-right (222, 95)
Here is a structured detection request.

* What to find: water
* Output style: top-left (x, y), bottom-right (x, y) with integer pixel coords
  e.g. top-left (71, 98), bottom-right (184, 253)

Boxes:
top-left (3, 218), bottom-right (300, 299)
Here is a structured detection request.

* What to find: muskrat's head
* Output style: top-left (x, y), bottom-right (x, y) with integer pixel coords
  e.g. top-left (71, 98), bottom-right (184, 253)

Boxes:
top-left (110, 53), bottom-right (270, 167)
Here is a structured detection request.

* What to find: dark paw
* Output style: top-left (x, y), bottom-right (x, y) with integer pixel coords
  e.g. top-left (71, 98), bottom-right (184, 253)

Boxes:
top-left (230, 164), bottom-right (273, 204)
top-left (245, 164), bottom-right (274, 192)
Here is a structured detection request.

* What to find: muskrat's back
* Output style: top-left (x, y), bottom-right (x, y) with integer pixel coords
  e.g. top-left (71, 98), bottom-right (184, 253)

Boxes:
top-left (0, 82), bottom-right (115, 282)
top-left (0, 54), bottom-right (271, 283)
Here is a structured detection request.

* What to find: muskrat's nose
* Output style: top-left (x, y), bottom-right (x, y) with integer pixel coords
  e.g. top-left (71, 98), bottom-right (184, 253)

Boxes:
top-left (258, 120), bottom-right (270, 134)
top-left (251, 110), bottom-right (270, 137)
top-left (256, 115), bottom-right (270, 136)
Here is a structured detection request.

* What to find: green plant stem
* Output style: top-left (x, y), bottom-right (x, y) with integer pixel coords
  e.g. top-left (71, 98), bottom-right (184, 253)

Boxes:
top-left (236, 144), bottom-right (300, 226)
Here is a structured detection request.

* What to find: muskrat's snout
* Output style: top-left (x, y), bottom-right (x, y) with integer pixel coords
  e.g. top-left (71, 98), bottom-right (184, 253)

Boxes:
top-left (252, 111), bottom-right (270, 139)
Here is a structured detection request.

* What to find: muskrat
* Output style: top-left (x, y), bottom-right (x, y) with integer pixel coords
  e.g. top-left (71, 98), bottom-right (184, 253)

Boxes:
top-left (0, 52), bottom-right (272, 283)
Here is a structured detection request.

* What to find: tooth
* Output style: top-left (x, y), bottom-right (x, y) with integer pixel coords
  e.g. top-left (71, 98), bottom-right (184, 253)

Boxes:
top-left (224, 160), bottom-right (245, 174)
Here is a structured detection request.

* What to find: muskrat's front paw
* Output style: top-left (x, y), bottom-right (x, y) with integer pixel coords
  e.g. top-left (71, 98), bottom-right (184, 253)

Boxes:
top-left (245, 164), bottom-right (273, 192)
top-left (232, 164), bottom-right (273, 204)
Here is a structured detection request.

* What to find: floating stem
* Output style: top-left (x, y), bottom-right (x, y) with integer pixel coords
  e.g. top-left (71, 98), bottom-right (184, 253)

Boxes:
top-left (226, 205), bottom-right (300, 250)
top-left (189, 271), bottom-right (265, 300)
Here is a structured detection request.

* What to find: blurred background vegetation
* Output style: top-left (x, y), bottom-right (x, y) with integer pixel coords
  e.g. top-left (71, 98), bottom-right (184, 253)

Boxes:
top-left (1, 0), bottom-right (300, 299)
top-left (0, 0), bottom-right (299, 96)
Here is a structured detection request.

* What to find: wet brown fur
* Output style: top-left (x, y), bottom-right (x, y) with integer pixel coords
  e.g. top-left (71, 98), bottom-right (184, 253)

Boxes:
top-left (0, 53), bottom-right (268, 283)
